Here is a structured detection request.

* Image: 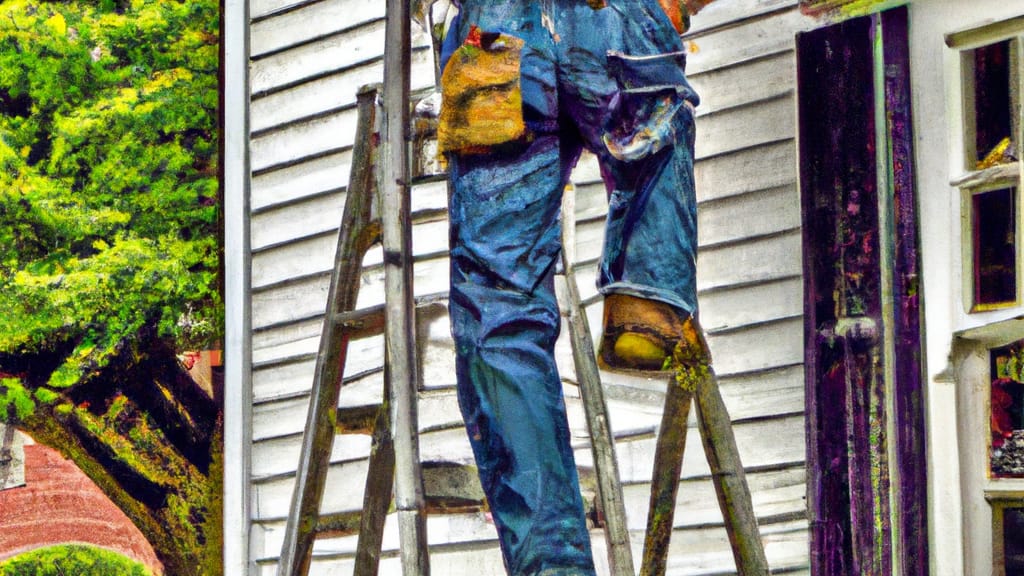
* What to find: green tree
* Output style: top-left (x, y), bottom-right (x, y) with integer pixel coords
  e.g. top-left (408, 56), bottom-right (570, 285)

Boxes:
top-left (0, 1), bottom-right (222, 574)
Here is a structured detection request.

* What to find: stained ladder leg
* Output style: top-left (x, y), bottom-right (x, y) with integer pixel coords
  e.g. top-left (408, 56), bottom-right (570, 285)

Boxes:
top-left (695, 367), bottom-right (770, 575)
top-left (640, 379), bottom-right (694, 576)
top-left (353, 377), bottom-right (396, 576)
top-left (641, 348), bottom-right (771, 576)
top-left (380, 0), bottom-right (429, 573)
top-left (277, 85), bottom-right (383, 576)
top-left (559, 187), bottom-right (635, 576)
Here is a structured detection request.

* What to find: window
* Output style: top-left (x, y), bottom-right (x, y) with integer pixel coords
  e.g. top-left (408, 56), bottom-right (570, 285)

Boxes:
top-left (989, 497), bottom-right (1024, 576)
top-left (992, 341), bottom-right (1024, 478)
top-left (1005, 506), bottom-right (1024, 575)
top-left (974, 187), bottom-right (1018, 307)
top-left (950, 31), bottom-right (1024, 311)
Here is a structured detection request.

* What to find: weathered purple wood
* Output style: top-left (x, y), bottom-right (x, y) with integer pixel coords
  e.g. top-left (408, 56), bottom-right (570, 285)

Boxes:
top-left (798, 14), bottom-right (892, 575)
top-left (881, 7), bottom-right (929, 575)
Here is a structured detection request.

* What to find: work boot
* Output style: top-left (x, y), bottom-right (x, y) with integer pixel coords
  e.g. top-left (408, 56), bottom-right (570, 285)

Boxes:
top-left (597, 293), bottom-right (711, 372)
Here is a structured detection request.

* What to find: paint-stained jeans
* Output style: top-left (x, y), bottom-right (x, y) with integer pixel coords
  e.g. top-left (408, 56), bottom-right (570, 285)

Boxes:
top-left (442, 1), bottom-right (699, 573)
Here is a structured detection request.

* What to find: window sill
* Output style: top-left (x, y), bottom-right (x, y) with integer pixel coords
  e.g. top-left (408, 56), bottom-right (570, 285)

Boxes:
top-left (951, 163), bottom-right (1020, 188)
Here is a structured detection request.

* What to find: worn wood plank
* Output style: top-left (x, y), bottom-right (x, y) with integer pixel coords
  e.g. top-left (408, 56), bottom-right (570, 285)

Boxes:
top-left (250, 0), bottom-right (311, 20)
top-left (604, 413), bottom-right (804, 483)
top-left (255, 459), bottom-right (370, 520)
top-left (417, 309), bottom-right (458, 390)
top-left (251, 0), bottom-right (382, 57)
top-left (714, 364), bottom-right (804, 421)
top-left (254, 519), bottom-right (807, 576)
top-left (594, 363), bottom-right (803, 428)
top-left (707, 317), bottom-right (804, 376)
top-left (686, 0), bottom-right (798, 36)
top-left (252, 20), bottom-right (386, 94)
top-left (253, 348), bottom-right (385, 405)
top-left (253, 232), bottom-right (339, 289)
top-left (253, 332), bottom-right (323, 367)
top-left (252, 191), bottom-right (346, 251)
top-left (251, 59), bottom-right (424, 133)
top-left (253, 218), bottom-right (449, 289)
top-left (254, 512), bottom-right (504, 567)
top-left (252, 358), bottom-right (318, 403)
top-left (689, 51), bottom-right (795, 117)
top-left (623, 465), bottom-right (806, 530)
top-left (252, 178), bottom-right (447, 250)
top-left (651, 519), bottom-right (809, 575)
top-left (252, 151), bottom-right (350, 212)
top-left (252, 375), bottom-right (384, 443)
top-left (699, 276), bottom-right (802, 333)
top-left (694, 140), bottom-right (797, 203)
top-left (300, 545), bottom-right (507, 576)
top-left (251, 295), bottom-right (447, 369)
top-left (252, 110), bottom-right (357, 172)
top-left (251, 21), bottom-right (432, 96)
top-left (252, 433), bottom-right (372, 480)
top-left (696, 230), bottom-right (803, 293)
top-left (683, 8), bottom-right (814, 76)
top-left (695, 94), bottom-right (795, 160)
top-left (698, 185), bottom-right (800, 248)
top-left (253, 275), bottom-right (332, 330)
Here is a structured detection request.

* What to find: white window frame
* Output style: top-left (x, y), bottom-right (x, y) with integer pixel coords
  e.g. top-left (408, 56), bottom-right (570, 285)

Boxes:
top-left (947, 20), bottom-right (1024, 317)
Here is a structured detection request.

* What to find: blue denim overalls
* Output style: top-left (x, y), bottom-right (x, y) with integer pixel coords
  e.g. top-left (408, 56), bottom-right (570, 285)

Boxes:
top-left (440, 1), bottom-right (700, 573)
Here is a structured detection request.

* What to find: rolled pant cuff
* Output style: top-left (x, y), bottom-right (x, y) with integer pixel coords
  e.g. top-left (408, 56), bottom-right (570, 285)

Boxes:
top-left (599, 281), bottom-right (696, 317)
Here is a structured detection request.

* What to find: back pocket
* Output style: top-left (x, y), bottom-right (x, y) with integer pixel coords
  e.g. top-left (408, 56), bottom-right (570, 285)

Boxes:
top-left (602, 49), bottom-right (697, 161)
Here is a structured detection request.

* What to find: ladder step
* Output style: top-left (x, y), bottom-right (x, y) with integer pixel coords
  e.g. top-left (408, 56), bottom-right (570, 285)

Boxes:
top-left (311, 462), bottom-right (488, 542)
top-left (315, 511), bottom-right (363, 538)
top-left (332, 293), bottom-right (448, 341)
top-left (420, 462), bottom-right (486, 513)
top-left (336, 405), bottom-right (379, 435)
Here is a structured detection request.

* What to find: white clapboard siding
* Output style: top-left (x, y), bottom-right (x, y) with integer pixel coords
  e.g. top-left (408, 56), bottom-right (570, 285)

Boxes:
top-left (250, 0), bottom-right (383, 58)
top-left (251, 151), bottom-right (350, 212)
top-left (246, 1), bottom-right (816, 574)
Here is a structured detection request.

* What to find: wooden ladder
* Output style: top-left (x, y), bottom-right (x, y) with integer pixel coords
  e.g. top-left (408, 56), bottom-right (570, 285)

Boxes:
top-left (276, 1), bottom-right (769, 574)
top-left (275, 87), bottom-right (636, 576)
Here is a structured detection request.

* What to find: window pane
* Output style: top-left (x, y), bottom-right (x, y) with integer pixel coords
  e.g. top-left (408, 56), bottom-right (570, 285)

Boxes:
top-left (992, 341), bottom-right (1024, 477)
top-left (1006, 507), bottom-right (1024, 576)
top-left (973, 187), bottom-right (1017, 306)
top-left (974, 40), bottom-right (1015, 168)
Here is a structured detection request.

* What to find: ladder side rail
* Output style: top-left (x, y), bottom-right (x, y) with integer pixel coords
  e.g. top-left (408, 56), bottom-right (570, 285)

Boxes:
top-left (353, 377), bottom-right (397, 576)
top-left (640, 377), bottom-right (693, 576)
top-left (380, 0), bottom-right (430, 573)
top-left (695, 368), bottom-right (770, 575)
top-left (559, 187), bottom-right (635, 576)
top-left (277, 85), bottom-right (383, 576)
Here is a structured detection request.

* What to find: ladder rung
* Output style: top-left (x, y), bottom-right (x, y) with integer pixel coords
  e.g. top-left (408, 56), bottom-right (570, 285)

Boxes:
top-left (336, 405), bottom-right (379, 435)
top-left (310, 463), bottom-right (488, 541)
top-left (332, 293), bottom-right (449, 339)
top-left (315, 511), bottom-right (363, 538)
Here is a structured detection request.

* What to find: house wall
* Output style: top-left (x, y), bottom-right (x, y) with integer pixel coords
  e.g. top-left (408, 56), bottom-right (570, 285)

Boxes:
top-left (244, 1), bottom-right (817, 573)
top-left (909, 2), bottom-right (1024, 575)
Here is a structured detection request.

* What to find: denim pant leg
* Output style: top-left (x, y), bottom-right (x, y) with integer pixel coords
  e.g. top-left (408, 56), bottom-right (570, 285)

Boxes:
top-left (556, 0), bottom-right (701, 316)
top-left (448, 136), bottom-right (596, 576)
top-left (598, 112), bottom-right (699, 316)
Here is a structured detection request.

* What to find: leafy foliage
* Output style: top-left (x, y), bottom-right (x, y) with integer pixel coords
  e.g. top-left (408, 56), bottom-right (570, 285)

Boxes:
top-left (0, 0), bottom-right (220, 408)
top-left (0, 544), bottom-right (152, 576)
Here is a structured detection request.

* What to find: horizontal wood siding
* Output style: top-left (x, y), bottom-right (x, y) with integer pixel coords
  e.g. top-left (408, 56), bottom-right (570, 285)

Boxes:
top-left (247, 1), bottom-right (816, 573)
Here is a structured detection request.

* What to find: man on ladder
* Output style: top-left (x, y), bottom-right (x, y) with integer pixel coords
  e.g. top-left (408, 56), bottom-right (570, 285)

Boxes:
top-left (431, 0), bottom-right (768, 574)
